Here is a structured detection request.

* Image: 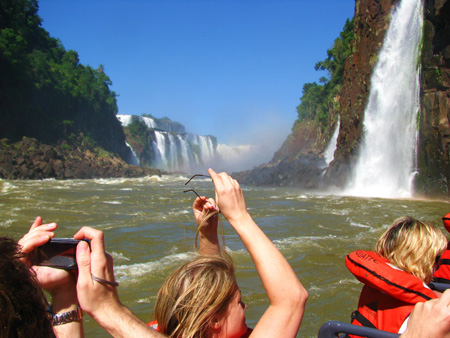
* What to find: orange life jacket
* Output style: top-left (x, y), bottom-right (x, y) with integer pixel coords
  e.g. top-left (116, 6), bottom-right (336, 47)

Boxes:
top-left (346, 250), bottom-right (437, 337)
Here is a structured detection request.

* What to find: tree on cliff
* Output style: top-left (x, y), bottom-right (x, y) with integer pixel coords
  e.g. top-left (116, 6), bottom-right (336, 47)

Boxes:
top-left (0, 0), bottom-right (128, 158)
top-left (296, 18), bottom-right (354, 130)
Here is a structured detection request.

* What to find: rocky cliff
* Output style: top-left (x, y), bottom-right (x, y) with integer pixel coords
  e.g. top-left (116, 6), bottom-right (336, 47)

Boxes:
top-left (415, 0), bottom-right (450, 196)
top-left (0, 137), bottom-right (160, 180)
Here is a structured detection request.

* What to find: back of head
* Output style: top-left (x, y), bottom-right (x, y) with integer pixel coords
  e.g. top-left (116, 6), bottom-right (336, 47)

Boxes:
top-left (375, 216), bottom-right (448, 283)
top-left (154, 255), bottom-right (237, 338)
top-left (0, 237), bottom-right (55, 338)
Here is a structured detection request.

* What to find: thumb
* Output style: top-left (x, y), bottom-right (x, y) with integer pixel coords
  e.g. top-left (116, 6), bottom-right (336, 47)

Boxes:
top-left (76, 240), bottom-right (92, 287)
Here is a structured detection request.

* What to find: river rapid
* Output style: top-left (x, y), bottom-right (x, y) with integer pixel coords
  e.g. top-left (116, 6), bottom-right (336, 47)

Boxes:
top-left (1, 175), bottom-right (449, 337)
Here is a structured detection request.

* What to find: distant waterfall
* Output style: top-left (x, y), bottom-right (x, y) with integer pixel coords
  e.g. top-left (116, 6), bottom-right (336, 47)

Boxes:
top-left (345, 0), bottom-right (423, 198)
top-left (125, 142), bottom-right (140, 166)
top-left (324, 117), bottom-right (340, 168)
top-left (118, 114), bottom-right (217, 173)
top-left (151, 131), bottom-right (217, 173)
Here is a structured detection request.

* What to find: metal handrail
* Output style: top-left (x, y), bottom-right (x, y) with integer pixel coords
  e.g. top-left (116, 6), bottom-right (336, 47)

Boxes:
top-left (318, 321), bottom-right (400, 338)
top-left (429, 282), bottom-right (450, 292)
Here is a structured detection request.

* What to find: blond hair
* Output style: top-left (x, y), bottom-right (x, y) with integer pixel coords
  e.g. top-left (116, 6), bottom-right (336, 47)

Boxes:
top-left (154, 255), bottom-right (237, 338)
top-left (375, 216), bottom-right (447, 283)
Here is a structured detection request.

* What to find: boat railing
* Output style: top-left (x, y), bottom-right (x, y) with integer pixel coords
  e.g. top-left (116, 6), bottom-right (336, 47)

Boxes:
top-left (318, 321), bottom-right (400, 338)
top-left (429, 281), bottom-right (450, 292)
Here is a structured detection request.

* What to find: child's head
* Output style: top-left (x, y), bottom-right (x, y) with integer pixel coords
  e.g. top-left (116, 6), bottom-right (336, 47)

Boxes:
top-left (154, 255), bottom-right (247, 338)
top-left (375, 216), bottom-right (447, 283)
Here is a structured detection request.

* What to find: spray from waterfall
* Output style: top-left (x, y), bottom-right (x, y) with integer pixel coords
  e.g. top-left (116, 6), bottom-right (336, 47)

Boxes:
top-left (344, 0), bottom-right (423, 198)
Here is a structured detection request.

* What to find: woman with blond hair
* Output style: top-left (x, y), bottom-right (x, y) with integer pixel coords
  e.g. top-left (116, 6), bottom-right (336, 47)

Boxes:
top-left (153, 169), bottom-right (308, 338)
top-left (346, 216), bottom-right (448, 336)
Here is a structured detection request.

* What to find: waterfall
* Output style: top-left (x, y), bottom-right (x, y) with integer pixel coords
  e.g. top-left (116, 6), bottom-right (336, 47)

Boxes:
top-left (344, 0), bottom-right (423, 198)
top-left (324, 117), bottom-right (340, 168)
top-left (117, 114), bottom-right (185, 133)
top-left (118, 113), bottom-right (265, 173)
top-left (150, 130), bottom-right (217, 173)
top-left (125, 142), bottom-right (140, 166)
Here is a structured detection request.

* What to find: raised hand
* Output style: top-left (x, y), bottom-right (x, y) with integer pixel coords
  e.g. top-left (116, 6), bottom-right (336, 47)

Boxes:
top-left (208, 168), bottom-right (249, 225)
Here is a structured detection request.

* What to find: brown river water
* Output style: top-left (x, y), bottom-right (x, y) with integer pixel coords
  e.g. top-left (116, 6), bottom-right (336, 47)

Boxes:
top-left (1, 175), bottom-right (448, 337)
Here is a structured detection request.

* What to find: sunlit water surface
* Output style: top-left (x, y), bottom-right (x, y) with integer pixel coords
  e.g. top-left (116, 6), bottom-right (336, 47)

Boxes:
top-left (1, 175), bottom-right (449, 337)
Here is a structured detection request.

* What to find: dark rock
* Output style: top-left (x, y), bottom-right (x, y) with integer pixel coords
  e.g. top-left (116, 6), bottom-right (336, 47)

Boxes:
top-left (0, 137), bottom-right (161, 180)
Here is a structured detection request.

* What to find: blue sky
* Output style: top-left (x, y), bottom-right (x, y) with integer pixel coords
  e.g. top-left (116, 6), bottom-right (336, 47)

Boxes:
top-left (38, 0), bottom-right (354, 153)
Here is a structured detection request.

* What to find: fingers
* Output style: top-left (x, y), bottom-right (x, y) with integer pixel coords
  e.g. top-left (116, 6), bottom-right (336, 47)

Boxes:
top-left (208, 168), bottom-right (247, 223)
top-left (75, 226), bottom-right (116, 285)
top-left (76, 239), bottom-right (92, 287)
top-left (208, 168), bottom-right (241, 192)
top-left (18, 218), bottom-right (58, 259)
top-left (193, 196), bottom-right (207, 212)
top-left (74, 227), bottom-right (108, 276)
top-left (437, 289), bottom-right (450, 307)
top-left (30, 216), bottom-right (43, 230)
top-left (193, 196), bottom-right (218, 213)
top-left (204, 198), bottom-right (218, 211)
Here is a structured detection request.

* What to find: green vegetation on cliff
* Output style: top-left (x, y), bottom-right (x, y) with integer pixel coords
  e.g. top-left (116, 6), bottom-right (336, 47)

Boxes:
top-left (0, 0), bottom-right (127, 157)
top-left (296, 18), bottom-right (354, 130)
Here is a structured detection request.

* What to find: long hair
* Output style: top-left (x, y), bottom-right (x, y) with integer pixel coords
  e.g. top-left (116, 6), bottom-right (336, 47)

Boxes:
top-left (375, 216), bottom-right (447, 283)
top-left (154, 255), bottom-right (237, 338)
top-left (0, 237), bottom-right (55, 338)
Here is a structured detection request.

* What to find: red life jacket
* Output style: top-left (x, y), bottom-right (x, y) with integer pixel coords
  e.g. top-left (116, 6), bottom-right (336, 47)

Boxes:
top-left (433, 213), bottom-right (450, 283)
top-left (433, 243), bottom-right (450, 284)
top-left (346, 250), bottom-right (437, 337)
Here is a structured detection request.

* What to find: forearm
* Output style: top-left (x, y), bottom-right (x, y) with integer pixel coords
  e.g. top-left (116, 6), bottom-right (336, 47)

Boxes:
top-left (51, 286), bottom-right (84, 338)
top-left (199, 224), bottom-right (221, 256)
top-left (90, 302), bottom-right (164, 338)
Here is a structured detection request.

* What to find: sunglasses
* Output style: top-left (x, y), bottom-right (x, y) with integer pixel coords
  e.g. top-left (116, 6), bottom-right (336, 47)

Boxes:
top-left (183, 174), bottom-right (211, 199)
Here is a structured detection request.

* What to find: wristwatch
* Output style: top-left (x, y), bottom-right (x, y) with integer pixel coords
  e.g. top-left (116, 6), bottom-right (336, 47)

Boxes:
top-left (50, 305), bottom-right (83, 326)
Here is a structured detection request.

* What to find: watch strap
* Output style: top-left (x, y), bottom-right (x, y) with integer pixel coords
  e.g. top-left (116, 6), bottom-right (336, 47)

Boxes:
top-left (51, 306), bottom-right (83, 326)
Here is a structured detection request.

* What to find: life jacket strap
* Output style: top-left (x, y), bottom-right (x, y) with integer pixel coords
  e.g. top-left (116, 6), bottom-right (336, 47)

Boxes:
top-left (351, 310), bottom-right (376, 329)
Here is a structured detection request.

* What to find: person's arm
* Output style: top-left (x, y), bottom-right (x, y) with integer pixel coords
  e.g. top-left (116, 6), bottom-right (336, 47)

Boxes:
top-left (192, 196), bottom-right (221, 256)
top-left (74, 227), bottom-right (165, 338)
top-left (401, 289), bottom-right (450, 338)
top-left (18, 217), bottom-right (83, 338)
top-left (209, 168), bottom-right (308, 338)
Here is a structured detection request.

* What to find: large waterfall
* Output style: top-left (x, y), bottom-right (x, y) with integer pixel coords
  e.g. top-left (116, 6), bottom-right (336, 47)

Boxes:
top-left (118, 114), bottom-right (217, 173)
top-left (345, 0), bottom-right (423, 198)
top-left (118, 114), bottom-right (274, 173)
top-left (151, 131), bottom-right (216, 173)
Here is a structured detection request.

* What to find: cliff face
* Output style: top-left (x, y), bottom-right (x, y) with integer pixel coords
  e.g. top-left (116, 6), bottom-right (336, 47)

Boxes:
top-left (415, 0), bottom-right (450, 196)
top-left (0, 137), bottom-right (160, 180)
